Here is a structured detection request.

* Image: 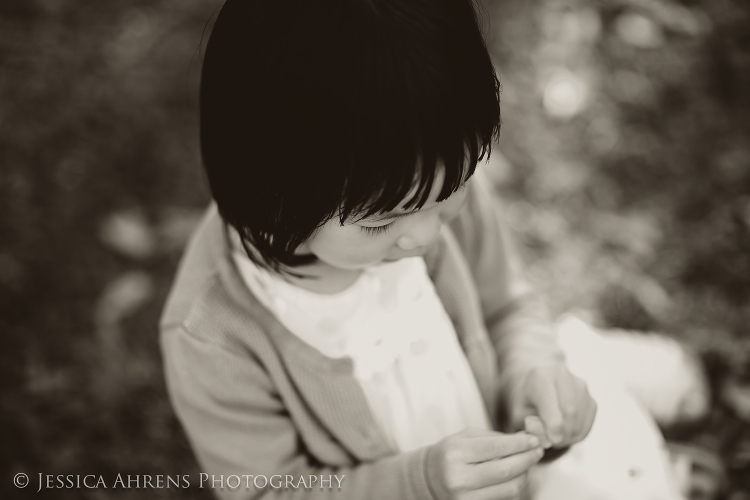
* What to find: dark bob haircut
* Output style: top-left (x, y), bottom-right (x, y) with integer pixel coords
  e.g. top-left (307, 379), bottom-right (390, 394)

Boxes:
top-left (200, 0), bottom-right (501, 273)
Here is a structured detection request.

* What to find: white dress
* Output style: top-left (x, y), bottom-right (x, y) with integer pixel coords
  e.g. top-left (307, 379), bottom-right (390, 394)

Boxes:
top-left (231, 246), bottom-right (491, 452)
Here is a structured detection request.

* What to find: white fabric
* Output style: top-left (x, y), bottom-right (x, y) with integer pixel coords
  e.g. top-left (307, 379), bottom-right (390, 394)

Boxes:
top-left (231, 247), bottom-right (491, 452)
top-left (529, 316), bottom-right (685, 500)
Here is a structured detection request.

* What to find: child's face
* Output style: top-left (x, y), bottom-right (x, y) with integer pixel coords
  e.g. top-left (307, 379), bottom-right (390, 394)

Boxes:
top-left (297, 170), bottom-right (470, 271)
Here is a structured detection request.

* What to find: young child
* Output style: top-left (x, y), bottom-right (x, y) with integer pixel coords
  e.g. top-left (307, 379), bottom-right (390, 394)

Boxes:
top-left (159, 1), bottom-right (681, 499)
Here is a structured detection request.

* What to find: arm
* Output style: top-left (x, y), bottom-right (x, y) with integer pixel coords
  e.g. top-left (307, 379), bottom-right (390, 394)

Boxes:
top-left (448, 171), bottom-right (565, 427)
top-left (450, 170), bottom-right (596, 448)
top-left (160, 325), bottom-right (434, 500)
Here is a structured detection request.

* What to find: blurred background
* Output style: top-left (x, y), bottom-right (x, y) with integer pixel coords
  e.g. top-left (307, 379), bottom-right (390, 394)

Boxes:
top-left (1, 0), bottom-right (749, 498)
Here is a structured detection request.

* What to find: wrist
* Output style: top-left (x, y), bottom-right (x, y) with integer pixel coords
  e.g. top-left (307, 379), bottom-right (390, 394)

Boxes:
top-left (424, 444), bottom-right (448, 500)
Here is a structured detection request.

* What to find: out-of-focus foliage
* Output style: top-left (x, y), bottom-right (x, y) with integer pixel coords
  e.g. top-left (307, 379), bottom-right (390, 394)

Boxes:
top-left (0, 0), bottom-right (216, 498)
top-left (486, 0), bottom-right (750, 496)
top-left (0, 0), bottom-right (748, 498)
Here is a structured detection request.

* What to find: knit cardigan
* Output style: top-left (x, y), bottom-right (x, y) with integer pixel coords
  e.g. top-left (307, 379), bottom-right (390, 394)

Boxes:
top-left (159, 173), bottom-right (564, 500)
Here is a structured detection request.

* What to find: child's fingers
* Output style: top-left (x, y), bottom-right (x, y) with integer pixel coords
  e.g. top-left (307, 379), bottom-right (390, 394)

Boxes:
top-left (464, 432), bottom-right (541, 463)
top-left (570, 391), bottom-right (597, 443)
top-left (554, 373), bottom-right (597, 445)
top-left (529, 373), bottom-right (565, 445)
top-left (555, 372), bottom-right (584, 439)
top-left (468, 447), bottom-right (543, 489)
top-left (524, 415), bottom-right (552, 449)
top-left (470, 472), bottom-right (530, 500)
top-left (458, 426), bottom-right (499, 438)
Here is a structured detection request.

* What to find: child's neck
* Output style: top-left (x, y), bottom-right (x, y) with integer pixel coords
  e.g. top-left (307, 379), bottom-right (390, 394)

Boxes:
top-left (227, 226), bottom-right (363, 294)
top-left (285, 260), bottom-right (363, 295)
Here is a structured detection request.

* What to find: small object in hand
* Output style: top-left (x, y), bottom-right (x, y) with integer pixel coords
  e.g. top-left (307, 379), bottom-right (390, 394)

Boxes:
top-left (524, 415), bottom-right (552, 449)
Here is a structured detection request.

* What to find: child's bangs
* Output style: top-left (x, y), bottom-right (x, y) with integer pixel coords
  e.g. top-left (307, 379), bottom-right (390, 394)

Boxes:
top-left (339, 135), bottom-right (487, 224)
top-left (329, 0), bottom-right (501, 223)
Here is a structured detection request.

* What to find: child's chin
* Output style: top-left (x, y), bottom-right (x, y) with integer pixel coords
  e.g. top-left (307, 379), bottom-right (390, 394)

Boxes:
top-left (383, 248), bottom-right (427, 262)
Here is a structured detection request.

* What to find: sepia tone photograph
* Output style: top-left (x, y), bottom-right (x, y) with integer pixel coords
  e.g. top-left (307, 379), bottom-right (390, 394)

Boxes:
top-left (2, 0), bottom-right (749, 499)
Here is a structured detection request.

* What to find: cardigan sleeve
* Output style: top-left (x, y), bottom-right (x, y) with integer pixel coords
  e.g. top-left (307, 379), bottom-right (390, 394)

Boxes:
top-left (449, 171), bottom-right (565, 428)
top-left (160, 325), bottom-right (436, 500)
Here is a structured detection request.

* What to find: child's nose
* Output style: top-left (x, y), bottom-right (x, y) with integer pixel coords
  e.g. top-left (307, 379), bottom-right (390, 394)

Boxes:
top-left (396, 214), bottom-right (442, 251)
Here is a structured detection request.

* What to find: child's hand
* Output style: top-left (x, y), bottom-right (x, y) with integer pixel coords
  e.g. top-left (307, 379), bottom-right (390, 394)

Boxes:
top-left (523, 416), bottom-right (552, 449)
top-left (511, 363), bottom-right (597, 448)
top-left (426, 427), bottom-right (544, 500)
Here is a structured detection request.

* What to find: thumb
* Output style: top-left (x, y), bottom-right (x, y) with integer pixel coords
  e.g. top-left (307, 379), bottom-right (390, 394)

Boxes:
top-left (529, 374), bottom-right (564, 445)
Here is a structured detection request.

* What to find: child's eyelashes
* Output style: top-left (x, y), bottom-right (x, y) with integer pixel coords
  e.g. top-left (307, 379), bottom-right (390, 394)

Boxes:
top-left (360, 222), bottom-right (395, 236)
